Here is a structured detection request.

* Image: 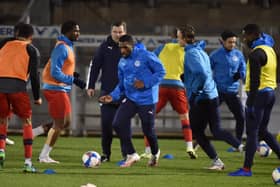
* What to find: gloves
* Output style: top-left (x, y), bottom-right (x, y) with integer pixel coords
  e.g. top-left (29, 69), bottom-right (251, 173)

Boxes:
top-left (246, 106), bottom-right (255, 119)
top-left (73, 72), bottom-right (80, 78)
top-left (233, 72), bottom-right (241, 81)
top-left (73, 77), bottom-right (86, 89)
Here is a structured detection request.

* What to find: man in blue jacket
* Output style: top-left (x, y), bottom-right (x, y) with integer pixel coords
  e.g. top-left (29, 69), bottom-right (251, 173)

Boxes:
top-left (210, 30), bottom-right (246, 152)
top-left (87, 21), bottom-right (127, 162)
top-left (99, 34), bottom-right (165, 168)
top-left (178, 25), bottom-right (243, 171)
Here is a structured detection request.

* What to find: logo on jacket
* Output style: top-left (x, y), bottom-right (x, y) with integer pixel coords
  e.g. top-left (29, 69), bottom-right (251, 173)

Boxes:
top-left (232, 55), bottom-right (239, 62)
top-left (107, 46), bottom-right (113, 50)
top-left (134, 60), bottom-right (141, 67)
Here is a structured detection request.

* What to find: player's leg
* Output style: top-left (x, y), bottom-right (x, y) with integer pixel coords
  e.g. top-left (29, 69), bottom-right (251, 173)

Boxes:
top-left (208, 98), bottom-right (243, 151)
top-left (258, 91), bottom-right (280, 157)
top-left (189, 99), bottom-right (224, 170)
top-left (139, 104), bottom-right (160, 166)
top-left (0, 93), bottom-right (14, 169)
top-left (0, 117), bottom-right (8, 169)
top-left (141, 87), bottom-right (168, 159)
top-left (228, 102), bottom-right (260, 176)
top-left (39, 91), bottom-right (71, 164)
top-left (113, 98), bottom-right (139, 167)
top-left (21, 117), bottom-right (36, 172)
top-left (222, 93), bottom-right (245, 152)
top-left (32, 121), bottom-right (53, 138)
top-left (224, 93), bottom-right (245, 142)
top-left (100, 104), bottom-right (116, 162)
top-left (170, 88), bottom-right (197, 158)
top-left (5, 107), bottom-right (15, 145)
top-left (10, 92), bottom-right (36, 172)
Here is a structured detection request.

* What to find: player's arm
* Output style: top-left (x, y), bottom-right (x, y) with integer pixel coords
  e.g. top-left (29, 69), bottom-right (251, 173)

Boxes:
top-left (27, 43), bottom-right (42, 104)
top-left (238, 52), bottom-right (246, 81)
top-left (141, 52), bottom-right (166, 88)
top-left (209, 51), bottom-right (216, 70)
top-left (246, 48), bottom-right (267, 107)
top-left (185, 51), bottom-right (207, 94)
top-left (87, 44), bottom-right (104, 95)
top-left (98, 95), bottom-right (113, 103)
top-left (50, 44), bottom-right (73, 85)
top-left (153, 44), bottom-right (164, 56)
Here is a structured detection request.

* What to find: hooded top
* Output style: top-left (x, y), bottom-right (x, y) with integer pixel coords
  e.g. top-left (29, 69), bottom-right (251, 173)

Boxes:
top-left (184, 40), bottom-right (218, 101)
top-left (210, 46), bottom-right (246, 94)
top-left (245, 33), bottom-right (277, 106)
top-left (110, 47), bottom-right (165, 105)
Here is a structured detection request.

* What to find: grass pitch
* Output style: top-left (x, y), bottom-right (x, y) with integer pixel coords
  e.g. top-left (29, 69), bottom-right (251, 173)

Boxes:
top-left (0, 136), bottom-right (278, 187)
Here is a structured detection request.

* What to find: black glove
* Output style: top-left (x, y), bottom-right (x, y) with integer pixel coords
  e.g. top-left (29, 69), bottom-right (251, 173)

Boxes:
top-left (73, 72), bottom-right (80, 78)
top-left (73, 77), bottom-right (86, 89)
top-left (233, 72), bottom-right (241, 81)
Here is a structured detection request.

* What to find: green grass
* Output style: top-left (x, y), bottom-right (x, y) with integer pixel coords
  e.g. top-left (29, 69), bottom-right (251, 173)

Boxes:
top-left (0, 136), bottom-right (278, 187)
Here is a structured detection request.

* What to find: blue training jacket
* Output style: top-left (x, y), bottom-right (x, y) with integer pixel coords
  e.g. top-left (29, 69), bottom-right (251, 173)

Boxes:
top-left (43, 35), bottom-right (74, 92)
top-left (209, 47), bottom-right (246, 94)
top-left (184, 40), bottom-right (218, 101)
top-left (110, 48), bottom-right (166, 105)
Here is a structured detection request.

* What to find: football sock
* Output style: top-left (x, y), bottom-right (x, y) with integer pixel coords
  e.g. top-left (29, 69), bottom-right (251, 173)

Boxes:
top-left (181, 119), bottom-right (192, 142)
top-left (186, 141), bottom-right (193, 149)
top-left (145, 146), bottom-right (151, 154)
top-left (40, 144), bottom-right (52, 158)
top-left (0, 124), bottom-right (7, 150)
top-left (23, 124), bottom-right (33, 158)
top-left (32, 126), bottom-right (44, 138)
top-left (25, 158), bottom-right (32, 166)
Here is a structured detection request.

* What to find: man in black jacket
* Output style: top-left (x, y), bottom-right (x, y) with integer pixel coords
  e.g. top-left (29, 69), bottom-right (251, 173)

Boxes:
top-left (87, 21), bottom-right (129, 162)
top-left (229, 24), bottom-right (280, 177)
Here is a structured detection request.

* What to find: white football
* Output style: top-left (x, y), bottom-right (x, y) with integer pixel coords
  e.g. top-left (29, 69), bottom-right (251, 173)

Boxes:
top-left (272, 167), bottom-right (280, 185)
top-left (82, 151), bottom-right (101, 168)
top-left (257, 141), bottom-right (272, 157)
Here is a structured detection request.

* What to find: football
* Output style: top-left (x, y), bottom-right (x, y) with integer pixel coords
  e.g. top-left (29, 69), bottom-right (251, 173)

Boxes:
top-left (82, 151), bottom-right (101, 168)
top-left (257, 141), bottom-right (272, 157)
top-left (272, 167), bottom-right (280, 185)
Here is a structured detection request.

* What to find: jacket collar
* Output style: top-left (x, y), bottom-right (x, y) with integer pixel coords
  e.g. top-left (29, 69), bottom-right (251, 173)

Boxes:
top-left (57, 35), bottom-right (73, 47)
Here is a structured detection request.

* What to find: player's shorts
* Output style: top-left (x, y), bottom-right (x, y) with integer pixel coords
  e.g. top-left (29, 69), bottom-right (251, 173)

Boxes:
top-left (43, 90), bottom-right (71, 119)
top-left (156, 87), bottom-right (188, 114)
top-left (0, 92), bottom-right (32, 118)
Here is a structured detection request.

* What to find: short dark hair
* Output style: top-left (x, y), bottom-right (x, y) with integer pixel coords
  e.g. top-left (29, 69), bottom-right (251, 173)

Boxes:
top-left (14, 22), bottom-right (25, 33)
top-left (119, 34), bottom-right (134, 44)
top-left (61, 20), bottom-right (78, 35)
top-left (243, 24), bottom-right (261, 35)
top-left (221, 30), bottom-right (237, 41)
top-left (111, 21), bottom-right (127, 32)
top-left (17, 23), bottom-right (34, 38)
top-left (178, 24), bottom-right (196, 39)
